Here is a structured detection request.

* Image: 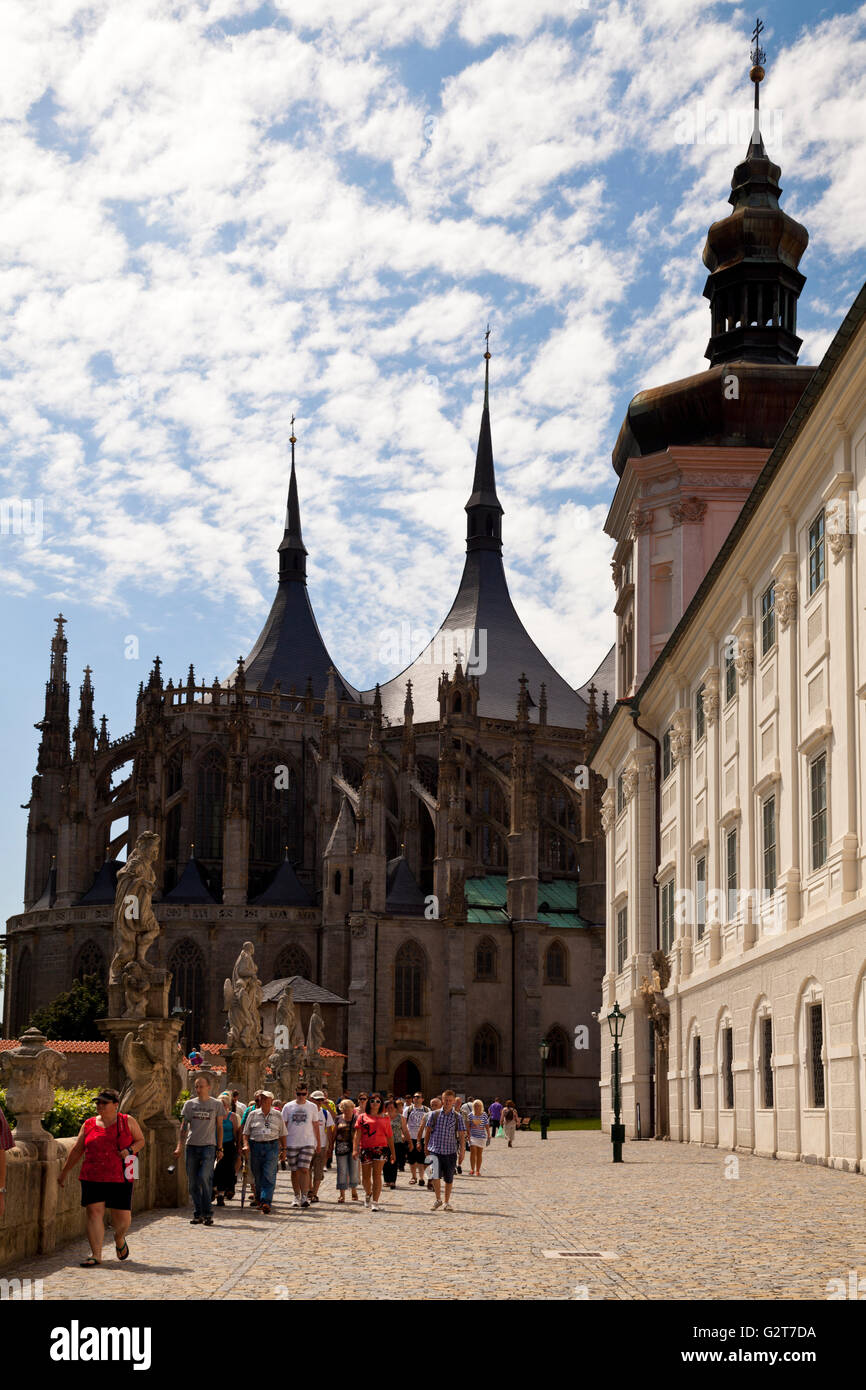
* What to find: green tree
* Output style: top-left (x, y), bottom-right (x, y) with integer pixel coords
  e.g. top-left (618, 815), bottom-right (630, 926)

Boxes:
top-left (29, 974), bottom-right (108, 1041)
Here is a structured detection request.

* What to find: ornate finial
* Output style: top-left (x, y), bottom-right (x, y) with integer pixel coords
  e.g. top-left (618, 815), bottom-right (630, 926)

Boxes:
top-left (750, 17), bottom-right (765, 137)
top-left (55, 612), bottom-right (66, 630)
top-left (290, 413), bottom-right (297, 448)
top-left (484, 322), bottom-right (491, 361)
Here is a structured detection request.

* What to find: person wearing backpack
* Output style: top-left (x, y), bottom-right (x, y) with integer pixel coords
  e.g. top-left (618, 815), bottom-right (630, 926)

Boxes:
top-left (58, 1087), bottom-right (146, 1266)
top-left (502, 1100), bottom-right (520, 1147)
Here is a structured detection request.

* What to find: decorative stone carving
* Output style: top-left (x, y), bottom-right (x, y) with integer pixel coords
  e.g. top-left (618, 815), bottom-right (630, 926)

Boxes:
top-left (701, 678), bottom-right (720, 728)
top-left (627, 507), bottom-right (653, 539)
top-left (268, 984), bottom-right (307, 1101)
top-left (610, 560), bottom-right (622, 589)
top-left (118, 1021), bottom-right (171, 1123)
top-left (622, 756), bottom-right (640, 804)
top-left (600, 787), bottom-right (616, 833)
top-left (775, 579), bottom-right (798, 630)
top-left (670, 710), bottom-right (692, 763)
top-left (669, 497), bottom-right (707, 527)
top-left (829, 532), bottom-right (853, 562)
top-left (733, 642), bottom-right (754, 682)
top-left (0, 1028), bottom-right (66, 1149)
top-left (306, 1001), bottom-right (326, 1057)
top-left (223, 941), bottom-right (263, 1050)
top-left (110, 831), bottom-right (161, 1018)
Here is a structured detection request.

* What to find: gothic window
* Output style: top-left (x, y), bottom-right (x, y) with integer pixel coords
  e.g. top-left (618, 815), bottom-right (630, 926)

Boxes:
top-left (75, 939), bottom-right (106, 984)
top-left (249, 755), bottom-right (301, 870)
top-left (333, 869), bottom-right (342, 897)
top-left (538, 777), bottom-right (579, 874)
top-left (547, 1025), bottom-right (569, 1070)
top-left (342, 756), bottom-right (364, 790)
top-left (165, 754), bottom-right (183, 799)
top-left (480, 825), bottom-right (506, 867)
top-left (545, 939), bottom-right (568, 985)
top-left (474, 936), bottom-right (497, 982)
top-left (394, 940), bottom-right (425, 1019)
top-left (472, 1023), bottom-right (499, 1071)
top-left (168, 938), bottom-right (205, 1047)
top-left (12, 949), bottom-right (33, 1035)
top-left (164, 802), bottom-right (182, 868)
top-left (194, 749), bottom-right (225, 861)
top-left (273, 943), bottom-right (312, 981)
top-left (453, 694), bottom-right (462, 714)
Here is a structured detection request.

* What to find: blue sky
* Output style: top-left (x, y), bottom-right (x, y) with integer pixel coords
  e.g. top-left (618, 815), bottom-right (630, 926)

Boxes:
top-left (1, 0), bottom-right (866, 942)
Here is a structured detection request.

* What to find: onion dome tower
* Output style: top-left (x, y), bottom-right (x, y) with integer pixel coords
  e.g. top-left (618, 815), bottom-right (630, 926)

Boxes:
top-left (702, 21), bottom-right (809, 366)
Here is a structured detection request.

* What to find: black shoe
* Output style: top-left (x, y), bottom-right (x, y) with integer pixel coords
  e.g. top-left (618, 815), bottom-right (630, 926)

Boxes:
top-left (216, 1195), bottom-right (225, 1207)
top-left (203, 1216), bottom-right (214, 1226)
top-left (456, 1166), bottom-right (462, 1175)
top-left (190, 1216), bottom-right (202, 1224)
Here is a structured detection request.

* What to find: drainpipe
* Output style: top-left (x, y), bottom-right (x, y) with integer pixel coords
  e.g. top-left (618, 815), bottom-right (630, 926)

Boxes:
top-left (507, 911), bottom-right (516, 1100)
top-left (370, 916), bottom-right (379, 1092)
top-left (627, 703), bottom-right (661, 951)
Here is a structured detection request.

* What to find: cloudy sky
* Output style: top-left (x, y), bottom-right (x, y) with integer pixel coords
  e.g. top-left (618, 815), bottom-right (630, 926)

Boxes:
top-left (1, 0), bottom-right (865, 929)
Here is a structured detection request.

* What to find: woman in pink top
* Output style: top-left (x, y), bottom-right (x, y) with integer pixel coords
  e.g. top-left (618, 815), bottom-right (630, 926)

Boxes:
top-left (352, 1094), bottom-right (395, 1211)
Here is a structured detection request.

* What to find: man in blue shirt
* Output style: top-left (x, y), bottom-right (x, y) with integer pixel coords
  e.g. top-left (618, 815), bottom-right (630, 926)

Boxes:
top-left (423, 1090), bottom-right (466, 1212)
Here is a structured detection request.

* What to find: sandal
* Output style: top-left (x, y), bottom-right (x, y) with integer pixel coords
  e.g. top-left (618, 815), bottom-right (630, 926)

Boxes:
top-left (337, 1194), bottom-right (345, 1203)
top-left (80, 1255), bottom-right (101, 1267)
top-left (115, 1239), bottom-right (130, 1261)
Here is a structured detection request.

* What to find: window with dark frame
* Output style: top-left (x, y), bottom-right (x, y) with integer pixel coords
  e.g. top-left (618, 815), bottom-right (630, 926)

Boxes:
top-left (394, 940), bottom-right (425, 1019)
top-left (808, 1002), bottom-right (825, 1107)
top-left (761, 582), bottom-right (776, 655)
top-left (722, 1025), bottom-right (734, 1110)
top-left (761, 1016), bottom-right (774, 1109)
top-left (545, 940), bottom-right (567, 984)
top-left (474, 936), bottom-right (497, 982)
top-left (662, 729), bottom-right (673, 781)
top-left (694, 1035), bottom-right (702, 1110)
top-left (726, 828), bottom-right (738, 919)
top-left (762, 795), bottom-right (777, 898)
top-left (696, 857), bottom-right (706, 939)
top-left (810, 753), bottom-right (827, 870)
top-left (724, 644), bottom-right (737, 703)
top-left (809, 510), bottom-right (825, 595)
top-left (616, 906), bottom-right (628, 973)
top-left (695, 684), bottom-right (705, 742)
top-left (616, 772), bottom-right (625, 816)
top-left (661, 878), bottom-right (675, 953)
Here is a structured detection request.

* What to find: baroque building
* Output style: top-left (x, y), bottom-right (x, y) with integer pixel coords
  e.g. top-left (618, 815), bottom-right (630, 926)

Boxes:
top-left (4, 353), bottom-right (610, 1113)
top-left (592, 54), bottom-right (866, 1168)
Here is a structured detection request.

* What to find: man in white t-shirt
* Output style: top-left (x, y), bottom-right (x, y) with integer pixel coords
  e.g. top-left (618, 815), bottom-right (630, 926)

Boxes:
top-left (281, 1083), bottom-right (322, 1208)
top-left (404, 1092), bottom-right (430, 1187)
top-left (309, 1090), bottom-right (335, 1202)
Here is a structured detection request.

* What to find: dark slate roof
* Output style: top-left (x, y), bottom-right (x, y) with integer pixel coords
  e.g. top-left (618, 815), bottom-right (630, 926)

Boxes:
top-left (385, 856), bottom-right (427, 916)
top-left (237, 582), bottom-right (359, 701)
top-left (251, 856), bottom-right (313, 907)
top-left (368, 546), bottom-right (589, 727)
top-left (163, 858), bottom-right (216, 904)
top-left (577, 644), bottom-right (615, 706)
top-left (78, 860), bottom-right (123, 905)
top-left (261, 975), bottom-right (350, 1005)
top-left (32, 865), bottom-right (57, 911)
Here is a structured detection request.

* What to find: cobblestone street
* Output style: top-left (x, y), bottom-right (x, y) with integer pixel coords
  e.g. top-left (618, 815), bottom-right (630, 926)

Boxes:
top-left (6, 1131), bottom-right (866, 1301)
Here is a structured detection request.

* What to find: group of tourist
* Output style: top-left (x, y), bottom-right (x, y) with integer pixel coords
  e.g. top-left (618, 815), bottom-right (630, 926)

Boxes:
top-left (39, 1075), bottom-right (523, 1264)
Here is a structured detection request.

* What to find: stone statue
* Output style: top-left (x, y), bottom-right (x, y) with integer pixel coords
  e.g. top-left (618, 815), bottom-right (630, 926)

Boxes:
top-left (274, 983), bottom-right (305, 1052)
top-left (110, 830), bottom-right (161, 1015)
top-left (223, 941), bottom-right (263, 1049)
top-left (306, 1001), bottom-right (326, 1057)
top-left (118, 1022), bottom-right (170, 1123)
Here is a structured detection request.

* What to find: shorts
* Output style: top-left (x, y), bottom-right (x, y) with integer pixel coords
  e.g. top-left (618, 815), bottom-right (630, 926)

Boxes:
top-left (311, 1150), bottom-right (325, 1183)
top-left (80, 1180), bottom-right (133, 1211)
top-left (428, 1152), bottom-right (457, 1184)
top-left (407, 1141), bottom-right (425, 1165)
top-left (285, 1146), bottom-right (315, 1171)
top-left (359, 1146), bottom-right (387, 1164)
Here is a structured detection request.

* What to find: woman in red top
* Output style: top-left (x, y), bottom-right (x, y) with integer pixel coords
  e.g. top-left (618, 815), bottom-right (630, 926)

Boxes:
top-left (352, 1094), bottom-right (395, 1210)
top-left (59, 1088), bottom-right (145, 1267)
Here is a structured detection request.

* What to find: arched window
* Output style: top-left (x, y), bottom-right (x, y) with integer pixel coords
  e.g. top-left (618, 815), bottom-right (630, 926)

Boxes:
top-left (474, 936), bottom-right (497, 982)
top-left (539, 776), bottom-right (579, 874)
top-left (273, 942), bottom-right (312, 981)
top-left (249, 755), bottom-right (301, 871)
top-left (473, 1023), bottom-right (499, 1071)
top-left (453, 694), bottom-right (462, 714)
top-left (164, 802), bottom-right (181, 867)
top-left (75, 939), bottom-right (107, 985)
top-left (165, 753), bottom-right (183, 799)
top-left (547, 1025), bottom-right (569, 1070)
top-left (194, 749), bottom-right (225, 861)
top-left (545, 939), bottom-right (568, 985)
top-left (395, 940), bottom-right (425, 1019)
top-left (168, 938), bottom-right (206, 1046)
top-left (333, 869), bottom-right (342, 896)
top-left (12, 949), bottom-right (33, 1035)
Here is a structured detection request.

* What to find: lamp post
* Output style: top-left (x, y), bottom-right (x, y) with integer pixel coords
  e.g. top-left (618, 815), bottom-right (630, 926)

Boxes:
top-left (539, 1037), bottom-right (550, 1140)
top-left (607, 1002), bottom-right (626, 1163)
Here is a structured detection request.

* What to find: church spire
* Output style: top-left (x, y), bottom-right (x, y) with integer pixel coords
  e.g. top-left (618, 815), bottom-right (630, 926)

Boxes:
top-left (701, 19), bottom-right (808, 367)
top-left (36, 613), bottom-right (70, 773)
top-left (278, 415), bottom-right (308, 583)
top-left (465, 326), bottom-right (504, 554)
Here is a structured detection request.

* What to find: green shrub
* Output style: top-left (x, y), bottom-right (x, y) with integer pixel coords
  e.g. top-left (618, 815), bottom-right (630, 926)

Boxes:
top-left (173, 1089), bottom-right (190, 1120)
top-left (0, 1084), bottom-right (96, 1137)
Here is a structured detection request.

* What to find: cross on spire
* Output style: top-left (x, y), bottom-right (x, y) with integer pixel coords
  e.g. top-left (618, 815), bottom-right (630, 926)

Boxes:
top-left (750, 17), bottom-right (765, 67)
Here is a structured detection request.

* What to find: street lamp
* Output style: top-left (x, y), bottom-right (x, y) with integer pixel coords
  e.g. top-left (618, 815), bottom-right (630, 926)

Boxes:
top-left (539, 1037), bottom-right (550, 1140)
top-left (607, 1002), bottom-right (626, 1163)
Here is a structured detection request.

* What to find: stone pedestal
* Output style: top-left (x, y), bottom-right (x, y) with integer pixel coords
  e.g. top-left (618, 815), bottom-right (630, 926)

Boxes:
top-left (0, 1029), bottom-right (67, 1255)
top-left (226, 1045), bottom-right (270, 1105)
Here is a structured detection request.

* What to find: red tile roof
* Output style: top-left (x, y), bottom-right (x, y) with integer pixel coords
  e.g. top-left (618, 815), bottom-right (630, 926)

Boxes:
top-left (0, 1039), bottom-right (109, 1053)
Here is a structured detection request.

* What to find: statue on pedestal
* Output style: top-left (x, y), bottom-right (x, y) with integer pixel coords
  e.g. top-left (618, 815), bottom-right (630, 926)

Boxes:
top-left (109, 831), bottom-right (161, 1017)
top-left (223, 941), bottom-right (263, 1049)
top-left (268, 983), bottom-right (306, 1101)
top-left (118, 1022), bottom-right (171, 1123)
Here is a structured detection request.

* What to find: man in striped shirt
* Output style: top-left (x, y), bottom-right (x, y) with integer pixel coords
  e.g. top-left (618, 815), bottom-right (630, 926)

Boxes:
top-left (423, 1090), bottom-right (466, 1212)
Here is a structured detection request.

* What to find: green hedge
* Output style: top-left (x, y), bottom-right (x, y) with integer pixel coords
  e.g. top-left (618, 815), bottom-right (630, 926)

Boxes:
top-left (0, 1085), bottom-right (97, 1138)
top-left (173, 1089), bottom-right (190, 1120)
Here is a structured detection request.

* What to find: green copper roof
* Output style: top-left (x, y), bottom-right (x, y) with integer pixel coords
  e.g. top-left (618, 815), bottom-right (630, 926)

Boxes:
top-left (464, 876), bottom-right (590, 928)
